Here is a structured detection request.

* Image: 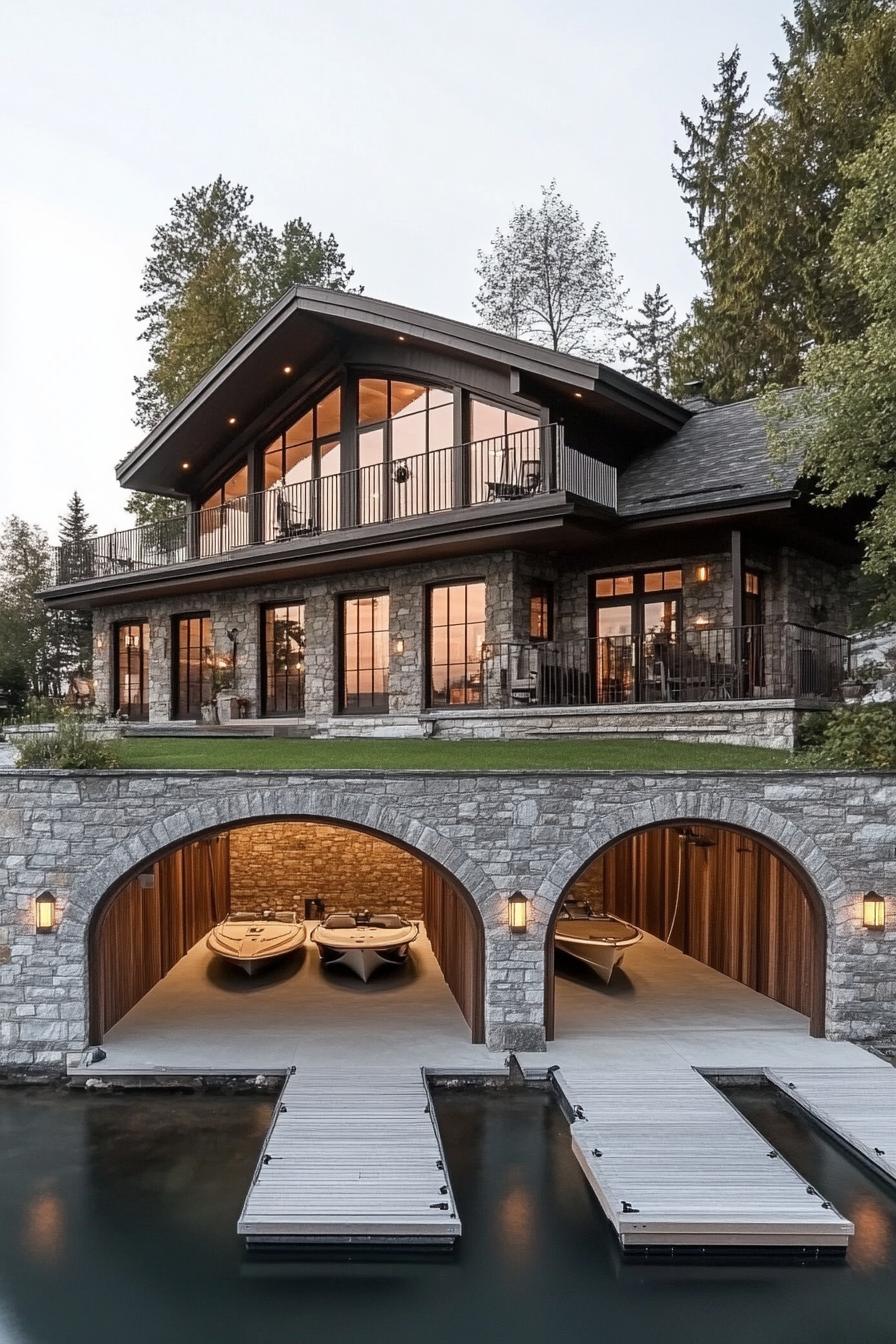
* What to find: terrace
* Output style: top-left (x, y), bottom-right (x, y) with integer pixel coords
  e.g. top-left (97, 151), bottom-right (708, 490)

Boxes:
top-left (49, 424), bottom-right (616, 587)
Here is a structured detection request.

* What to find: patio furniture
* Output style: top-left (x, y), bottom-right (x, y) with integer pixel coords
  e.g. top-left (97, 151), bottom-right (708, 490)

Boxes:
top-left (486, 458), bottom-right (542, 501)
top-left (275, 493), bottom-right (318, 540)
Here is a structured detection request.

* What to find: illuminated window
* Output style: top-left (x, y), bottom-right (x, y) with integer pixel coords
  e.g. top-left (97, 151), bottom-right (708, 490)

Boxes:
top-left (198, 463), bottom-right (250, 556)
top-left (428, 581), bottom-right (486, 707)
top-left (357, 379), bottom-right (455, 520)
top-left (643, 568), bottom-right (682, 592)
top-left (469, 398), bottom-right (541, 503)
top-left (594, 575), bottom-right (634, 598)
top-left (114, 622), bottom-right (149, 721)
top-left (529, 583), bottom-right (553, 641)
top-left (264, 388), bottom-right (343, 535)
top-left (341, 594), bottom-right (390, 713)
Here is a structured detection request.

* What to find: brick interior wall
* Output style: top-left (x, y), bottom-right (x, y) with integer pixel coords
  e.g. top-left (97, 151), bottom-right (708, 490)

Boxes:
top-left (227, 821), bottom-right (424, 920)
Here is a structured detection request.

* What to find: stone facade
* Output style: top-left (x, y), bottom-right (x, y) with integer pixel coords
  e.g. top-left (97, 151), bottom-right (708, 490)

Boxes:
top-left (1, 767), bottom-right (895, 1068)
top-left (88, 544), bottom-right (851, 746)
top-left (228, 821), bottom-right (423, 919)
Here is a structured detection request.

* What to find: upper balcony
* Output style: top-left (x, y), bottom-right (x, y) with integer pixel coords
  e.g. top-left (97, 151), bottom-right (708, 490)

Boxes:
top-left (49, 425), bottom-right (616, 590)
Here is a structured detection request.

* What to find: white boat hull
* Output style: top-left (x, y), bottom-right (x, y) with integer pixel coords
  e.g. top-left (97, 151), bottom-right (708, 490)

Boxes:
top-left (313, 920), bottom-right (418, 983)
top-left (207, 916), bottom-right (306, 975)
top-left (555, 915), bottom-right (642, 985)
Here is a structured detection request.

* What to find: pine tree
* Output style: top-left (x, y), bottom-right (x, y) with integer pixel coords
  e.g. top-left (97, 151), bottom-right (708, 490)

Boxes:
top-left (672, 48), bottom-right (757, 265)
top-left (621, 287), bottom-right (678, 393)
top-left (55, 493), bottom-right (95, 676)
top-left (134, 177), bottom-right (359, 430)
top-left (0, 516), bottom-right (57, 697)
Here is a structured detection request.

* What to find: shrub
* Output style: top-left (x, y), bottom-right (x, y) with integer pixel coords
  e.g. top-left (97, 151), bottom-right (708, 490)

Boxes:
top-left (801, 704), bottom-right (896, 769)
top-left (795, 710), bottom-right (831, 753)
top-left (15, 716), bottom-right (120, 769)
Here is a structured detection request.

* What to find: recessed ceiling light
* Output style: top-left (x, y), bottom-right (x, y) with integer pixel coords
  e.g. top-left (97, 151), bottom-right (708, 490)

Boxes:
top-left (574, 391), bottom-right (583, 399)
top-left (398, 335), bottom-right (406, 342)
top-left (227, 416), bottom-right (237, 425)
top-left (181, 461), bottom-right (190, 470)
top-left (283, 365), bottom-right (293, 375)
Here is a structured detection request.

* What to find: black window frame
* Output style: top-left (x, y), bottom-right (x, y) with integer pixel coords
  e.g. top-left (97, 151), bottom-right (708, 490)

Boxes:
top-left (112, 619), bottom-right (150, 722)
top-left (426, 577), bottom-right (487, 710)
top-left (171, 611), bottom-right (212, 721)
top-left (528, 582), bottom-right (554, 642)
top-left (338, 590), bottom-right (391, 715)
top-left (260, 601), bottom-right (306, 718)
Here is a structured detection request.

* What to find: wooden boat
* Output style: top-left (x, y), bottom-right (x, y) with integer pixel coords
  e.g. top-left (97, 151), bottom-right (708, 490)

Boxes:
top-left (554, 901), bottom-right (642, 984)
top-left (312, 912), bottom-right (419, 983)
top-left (206, 910), bottom-right (306, 975)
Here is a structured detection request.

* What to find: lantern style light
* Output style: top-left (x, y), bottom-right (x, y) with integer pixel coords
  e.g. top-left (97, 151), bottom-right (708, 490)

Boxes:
top-left (863, 891), bottom-right (886, 931)
top-left (35, 891), bottom-right (57, 934)
top-left (695, 564), bottom-right (710, 583)
top-left (508, 891), bottom-right (528, 933)
top-left (394, 637), bottom-right (405, 655)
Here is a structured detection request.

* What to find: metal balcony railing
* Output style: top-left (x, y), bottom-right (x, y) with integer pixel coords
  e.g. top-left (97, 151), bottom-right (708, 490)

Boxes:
top-left (49, 425), bottom-right (616, 585)
top-left (479, 624), bottom-right (851, 708)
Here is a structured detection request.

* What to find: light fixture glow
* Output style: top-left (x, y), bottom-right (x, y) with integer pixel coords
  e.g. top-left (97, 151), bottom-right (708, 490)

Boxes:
top-left (35, 891), bottom-right (56, 934)
top-left (508, 891), bottom-right (528, 933)
top-left (180, 461), bottom-right (190, 470)
top-left (227, 416), bottom-right (237, 426)
top-left (398, 335), bottom-right (406, 342)
top-left (863, 891), bottom-right (886, 931)
top-left (696, 564), bottom-right (709, 583)
top-left (283, 365), bottom-right (293, 375)
top-left (394, 637), bottom-right (405, 655)
top-left (574, 391), bottom-right (583, 399)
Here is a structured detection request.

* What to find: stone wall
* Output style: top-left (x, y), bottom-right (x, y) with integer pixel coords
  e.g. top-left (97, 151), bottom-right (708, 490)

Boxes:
top-left (1, 767), bottom-right (895, 1069)
top-left (228, 821), bottom-right (423, 919)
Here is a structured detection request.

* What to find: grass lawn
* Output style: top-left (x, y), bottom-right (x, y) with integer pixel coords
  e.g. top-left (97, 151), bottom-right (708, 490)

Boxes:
top-left (114, 735), bottom-right (794, 771)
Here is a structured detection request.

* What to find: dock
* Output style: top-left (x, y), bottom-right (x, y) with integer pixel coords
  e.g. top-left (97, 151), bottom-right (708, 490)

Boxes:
top-left (553, 1063), bottom-right (854, 1253)
top-left (767, 1065), bottom-right (896, 1184)
top-left (238, 1065), bottom-right (461, 1247)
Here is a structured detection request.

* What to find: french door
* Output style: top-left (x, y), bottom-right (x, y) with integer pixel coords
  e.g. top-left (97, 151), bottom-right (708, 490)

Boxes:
top-left (592, 569), bottom-right (682, 703)
top-left (172, 614), bottom-right (212, 720)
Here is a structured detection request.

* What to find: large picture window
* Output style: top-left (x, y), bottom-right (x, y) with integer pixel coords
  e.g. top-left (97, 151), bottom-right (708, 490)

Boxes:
top-left (264, 388), bottom-right (342, 537)
top-left (428, 580), bottom-right (486, 707)
top-left (468, 398), bottom-right (541, 503)
top-left (262, 603), bottom-right (306, 716)
top-left (341, 593), bottom-right (390, 713)
top-left (357, 379), bottom-right (454, 524)
top-left (113, 621), bottom-right (149, 721)
top-left (199, 464), bottom-right (250, 556)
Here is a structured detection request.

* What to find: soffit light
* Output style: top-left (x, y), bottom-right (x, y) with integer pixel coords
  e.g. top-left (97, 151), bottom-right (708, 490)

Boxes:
top-left (180, 461), bottom-right (190, 470)
top-left (863, 891), bottom-right (886, 931)
top-left (283, 365), bottom-right (293, 375)
top-left (574, 391), bottom-right (583, 399)
top-left (227, 416), bottom-right (237, 426)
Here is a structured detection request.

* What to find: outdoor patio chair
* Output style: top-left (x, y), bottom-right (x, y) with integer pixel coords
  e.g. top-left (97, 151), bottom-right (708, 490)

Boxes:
top-left (275, 493), bottom-right (318, 540)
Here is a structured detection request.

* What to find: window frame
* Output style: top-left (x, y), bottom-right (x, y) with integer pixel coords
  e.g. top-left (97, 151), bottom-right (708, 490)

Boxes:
top-left (171, 611), bottom-right (213, 722)
top-left (425, 577), bottom-right (487, 710)
top-left (338, 590), bottom-right (391, 715)
top-left (528, 582), bottom-right (554, 643)
top-left (112, 619), bottom-right (150, 722)
top-left (260, 601), bottom-right (307, 718)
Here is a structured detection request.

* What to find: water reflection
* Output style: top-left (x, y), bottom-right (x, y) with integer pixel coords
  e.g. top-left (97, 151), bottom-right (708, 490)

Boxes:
top-left (23, 1191), bottom-right (64, 1263)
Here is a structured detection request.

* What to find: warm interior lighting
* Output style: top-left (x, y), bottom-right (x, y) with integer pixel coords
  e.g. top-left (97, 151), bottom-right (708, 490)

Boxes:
top-left (397, 335), bottom-right (406, 342)
top-left (227, 416), bottom-right (237, 426)
top-left (508, 891), bottom-right (528, 933)
top-left (863, 891), bottom-right (886, 931)
top-left (574, 391), bottom-right (583, 399)
top-left (696, 564), bottom-right (709, 582)
top-left (693, 616), bottom-right (709, 627)
top-left (283, 365), bottom-right (293, 375)
top-left (180, 461), bottom-right (190, 470)
top-left (35, 891), bottom-right (56, 933)
top-left (394, 637), bottom-right (405, 655)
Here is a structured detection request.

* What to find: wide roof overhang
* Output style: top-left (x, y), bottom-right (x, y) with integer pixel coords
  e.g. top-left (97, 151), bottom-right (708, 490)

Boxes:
top-left (117, 286), bottom-right (689, 494)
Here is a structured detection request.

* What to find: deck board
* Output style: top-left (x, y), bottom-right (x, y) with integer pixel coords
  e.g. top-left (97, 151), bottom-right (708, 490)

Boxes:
top-left (766, 1066), bottom-right (896, 1184)
top-left (554, 1064), bottom-right (853, 1252)
top-left (238, 1066), bottom-right (460, 1246)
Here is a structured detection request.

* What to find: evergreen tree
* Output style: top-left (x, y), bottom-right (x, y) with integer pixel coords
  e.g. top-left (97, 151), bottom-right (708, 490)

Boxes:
top-left (124, 492), bottom-right (186, 526)
top-left (621, 286), bottom-right (678, 393)
top-left (0, 517), bottom-right (57, 697)
top-left (55, 493), bottom-right (95, 673)
top-left (134, 176), bottom-right (359, 430)
top-left (672, 48), bottom-right (757, 263)
top-left (673, 2), bottom-right (896, 403)
top-left (474, 182), bottom-right (627, 359)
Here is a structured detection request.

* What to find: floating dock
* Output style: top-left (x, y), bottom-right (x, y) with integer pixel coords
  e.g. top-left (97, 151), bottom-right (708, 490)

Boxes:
top-left (553, 1063), bottom-right (854, 1254)
top-left (238, 1066), bottom-right (460, 1247)
top-left (767, 1065), bottom-right (896, 1184)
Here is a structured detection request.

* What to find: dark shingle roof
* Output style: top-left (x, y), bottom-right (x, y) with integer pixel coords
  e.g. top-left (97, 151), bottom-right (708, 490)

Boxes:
top-left (616, 394), bottom-right (801, 518)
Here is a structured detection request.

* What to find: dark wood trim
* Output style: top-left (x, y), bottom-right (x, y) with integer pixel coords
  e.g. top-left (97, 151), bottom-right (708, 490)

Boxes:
top-left (259, 599), bottom-right (307, 718)
top-left (731, 528), bottom-right (744, 627)
top-left (111, 618), bottom-right (150, 721)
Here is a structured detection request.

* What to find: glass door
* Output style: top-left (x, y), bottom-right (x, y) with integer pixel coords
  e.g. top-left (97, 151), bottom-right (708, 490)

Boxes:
top-left (173, 614), bottom-right (212, 720)
top-left (594, 601), bottom-right (634, 703)
top-left (592, 569), bottom-right (683, 703)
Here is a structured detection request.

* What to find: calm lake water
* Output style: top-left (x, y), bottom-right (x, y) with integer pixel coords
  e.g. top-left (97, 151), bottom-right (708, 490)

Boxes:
top-left (1, 1083), bottom-right (895, 1344)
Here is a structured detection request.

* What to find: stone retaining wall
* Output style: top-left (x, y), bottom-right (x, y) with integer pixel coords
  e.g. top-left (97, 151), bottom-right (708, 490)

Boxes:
top-left (0, 767), bottom-right (894, 1068)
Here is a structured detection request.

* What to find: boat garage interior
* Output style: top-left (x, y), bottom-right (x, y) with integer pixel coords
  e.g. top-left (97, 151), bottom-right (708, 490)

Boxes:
top-left (550, 821), bottom-right (825, 1040)
top-left (88, 820), bottom-right (486, 1067)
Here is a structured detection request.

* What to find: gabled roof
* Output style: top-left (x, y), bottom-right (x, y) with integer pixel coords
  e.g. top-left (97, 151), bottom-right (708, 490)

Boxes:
top-left (117, 285), bottom-right (688, 493)
top-left (616, 394), bottom-right (802, 519)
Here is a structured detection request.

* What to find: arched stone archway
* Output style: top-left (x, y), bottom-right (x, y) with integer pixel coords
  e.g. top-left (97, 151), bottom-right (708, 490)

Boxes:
top-left (77, 791), bottom-right (496, 1047)
top-left (537, 793), bottom-right (838, 1040)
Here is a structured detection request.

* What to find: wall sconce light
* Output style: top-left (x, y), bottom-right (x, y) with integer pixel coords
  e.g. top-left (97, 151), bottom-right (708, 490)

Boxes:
top-left (863, 891), bottom-right (886, 931)
top-left (508, 891), bottom-right (528, 933)
top-left (35, 891), bottom-right (57, 934)
top-left (394, 637), bottom-right (405, 655)
top-left (693, 616), bottom-right (709, 627)
top-left (695, 564), bottom-right (710, 583)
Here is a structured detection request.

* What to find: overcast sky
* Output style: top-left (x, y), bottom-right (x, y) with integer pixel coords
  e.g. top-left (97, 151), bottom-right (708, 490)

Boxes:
top-left (1, 0), bottom-right (788, 539)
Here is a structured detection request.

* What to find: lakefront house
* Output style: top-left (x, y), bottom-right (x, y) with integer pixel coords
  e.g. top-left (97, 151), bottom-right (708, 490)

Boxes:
top-left (41, 286), bottom-right (856, 748)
